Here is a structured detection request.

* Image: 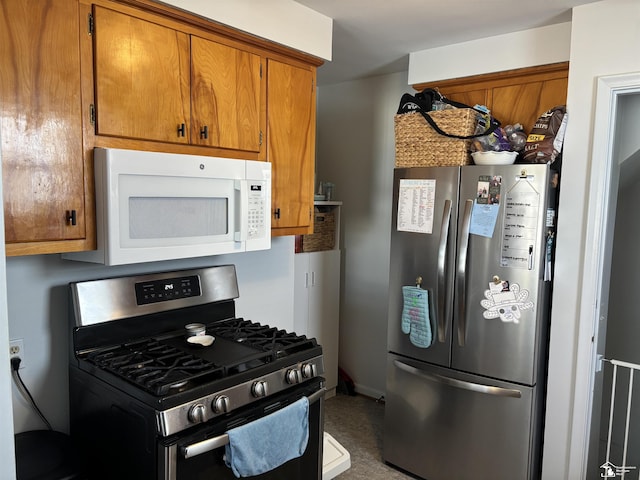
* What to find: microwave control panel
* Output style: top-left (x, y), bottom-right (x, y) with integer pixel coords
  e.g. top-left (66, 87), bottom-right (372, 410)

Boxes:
top-left (248, 183), bottom-right (267, 239)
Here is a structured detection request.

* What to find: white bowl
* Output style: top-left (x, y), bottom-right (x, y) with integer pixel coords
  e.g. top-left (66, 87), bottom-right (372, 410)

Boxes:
top-left (471, 151), bottom-right (517, 166)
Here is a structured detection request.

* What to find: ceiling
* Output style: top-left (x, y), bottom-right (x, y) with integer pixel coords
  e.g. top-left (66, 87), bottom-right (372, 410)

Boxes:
top-left (295, 0), bottom-right (599, 86)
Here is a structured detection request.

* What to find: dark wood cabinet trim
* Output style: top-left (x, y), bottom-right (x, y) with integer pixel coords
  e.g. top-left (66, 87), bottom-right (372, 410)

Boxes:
top-left (412, 61), bottom-right (569, 92)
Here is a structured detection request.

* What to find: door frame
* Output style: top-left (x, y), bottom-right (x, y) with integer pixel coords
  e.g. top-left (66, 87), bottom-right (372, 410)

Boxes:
top-left (569, 72), bottom-right (640, 478)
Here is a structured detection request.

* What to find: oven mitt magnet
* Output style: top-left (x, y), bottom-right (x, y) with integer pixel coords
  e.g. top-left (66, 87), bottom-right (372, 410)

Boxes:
top-left (401, 286), bottom-right (432, 348)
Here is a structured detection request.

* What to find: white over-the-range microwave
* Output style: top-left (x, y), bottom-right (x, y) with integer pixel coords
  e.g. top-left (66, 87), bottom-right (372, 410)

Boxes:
top-left (64, 148), bottom-right (271, 265)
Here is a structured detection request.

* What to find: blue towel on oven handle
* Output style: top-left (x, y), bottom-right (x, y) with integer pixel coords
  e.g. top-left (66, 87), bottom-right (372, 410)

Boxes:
top-left (224, 396), bottom-right (309, 477)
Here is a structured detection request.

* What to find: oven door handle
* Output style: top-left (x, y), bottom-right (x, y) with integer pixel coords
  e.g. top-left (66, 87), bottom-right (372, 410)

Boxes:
top-left (181, 387), bottom-right (326, 460)
top-left (182, 433), bottom-right (230, 459)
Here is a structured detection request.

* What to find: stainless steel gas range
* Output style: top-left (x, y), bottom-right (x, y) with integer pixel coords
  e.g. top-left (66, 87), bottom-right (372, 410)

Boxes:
top-left (68, 265), bottom-right (325, 479)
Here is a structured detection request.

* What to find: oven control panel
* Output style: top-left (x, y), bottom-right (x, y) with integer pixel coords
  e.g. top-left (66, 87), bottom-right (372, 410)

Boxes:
top-left (135, 275), bottom-right (202, 305)
top-left (156, 355), bottom-right (324, 436)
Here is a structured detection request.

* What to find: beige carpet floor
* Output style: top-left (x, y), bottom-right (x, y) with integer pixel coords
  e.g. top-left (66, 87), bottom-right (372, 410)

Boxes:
top-left (324, 393), bottom-right (417, 479)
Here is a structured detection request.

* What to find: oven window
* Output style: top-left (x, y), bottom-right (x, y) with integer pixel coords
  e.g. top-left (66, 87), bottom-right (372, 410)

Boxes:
top-left (129, 197), bottom-right (228, 239)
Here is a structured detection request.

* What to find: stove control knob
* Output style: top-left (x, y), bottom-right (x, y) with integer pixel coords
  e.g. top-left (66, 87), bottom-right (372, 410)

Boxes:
top-left (301, 363), bottom-right (317, 378)
top-left (286, 368), bottom-right (301, 384)
top-left (252, 380), bottom-right (268, 398)
top-left (212, 395), bottom-right (230, 414)
top-left (188, 403), bottom-right (207, 424)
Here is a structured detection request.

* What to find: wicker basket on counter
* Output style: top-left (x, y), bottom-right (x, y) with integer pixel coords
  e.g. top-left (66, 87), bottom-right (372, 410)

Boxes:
top-left (302, 211), bottom-right (336, 252)
top-left (394, 109), bottom-right (477, 167)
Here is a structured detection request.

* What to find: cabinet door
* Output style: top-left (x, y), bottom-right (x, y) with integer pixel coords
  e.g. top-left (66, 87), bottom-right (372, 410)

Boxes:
top-left (445, 89), bottom-right (487, 110)
top-left (191, 36), bottom-right (262, 152)
top-left (93, 6), bottom-right (190, 143)
top-left (490, 77), bottom-right (568, 133)
top-left (414, 63), bottom-right (568, 130)
top-left (0, 0), bottom-right (85, 245)
top-left (294, 251), bottom-right (341, 391)
top-left (267, 59), bottom-right (315, 233)
top-left (293, 253), bottom-right (312, 335)
top-left (308, 250), bottom-right (341, 391)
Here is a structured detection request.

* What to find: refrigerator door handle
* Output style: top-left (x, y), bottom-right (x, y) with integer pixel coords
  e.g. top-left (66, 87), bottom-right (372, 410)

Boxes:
top-left (436, 199), bottom-right (452, 343)
top-left (456, 199), bottom-right (474, 347)
top-left (394, 360), bottom-right (522, 398)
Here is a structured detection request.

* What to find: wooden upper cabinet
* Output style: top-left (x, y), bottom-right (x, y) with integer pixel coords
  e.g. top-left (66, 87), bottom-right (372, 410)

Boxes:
top-left (0, 0), bottom-right (87, 252)
top-left (268, 59), bottom-right (315, 235)
top-left (92, 6), bottom-right (263, 152)
top-left (414, 62), bottom-right (569, 133)
top-left (191, 36), bottom-right (262, 152)
top-left (93, 5), bottom-right (191, 143)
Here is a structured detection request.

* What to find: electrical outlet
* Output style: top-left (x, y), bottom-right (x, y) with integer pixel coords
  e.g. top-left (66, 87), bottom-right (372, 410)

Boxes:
top-left (9, 339), bottom-right (24, 368)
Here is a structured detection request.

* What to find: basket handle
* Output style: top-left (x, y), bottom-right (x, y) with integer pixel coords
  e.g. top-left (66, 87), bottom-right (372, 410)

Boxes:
top-left (411, 88), bottom-right (501, 140)
top-left (417, 108), bottom-right (500, 140)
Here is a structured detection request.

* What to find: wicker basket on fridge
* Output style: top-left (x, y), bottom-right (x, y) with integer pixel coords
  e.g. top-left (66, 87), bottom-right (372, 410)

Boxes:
top-left (394, 109), bottom-right (477, 167)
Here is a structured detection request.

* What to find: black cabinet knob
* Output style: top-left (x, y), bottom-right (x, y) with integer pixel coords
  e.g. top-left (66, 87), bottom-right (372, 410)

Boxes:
top-left (66, 210), bottom-right (77, 226)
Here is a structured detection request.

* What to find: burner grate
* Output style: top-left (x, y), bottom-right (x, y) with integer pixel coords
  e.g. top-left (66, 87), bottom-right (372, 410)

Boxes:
top-left (86, 339), bottom-right (225, 396)
top-left (209, 318), bottom-right (318, 358)
top-left (80, 318), bottom-right (319, 398)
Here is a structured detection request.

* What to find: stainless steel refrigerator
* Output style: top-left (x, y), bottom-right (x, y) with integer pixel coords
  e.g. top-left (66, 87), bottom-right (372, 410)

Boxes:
top-left (383, 164), bottom-right (557, 480)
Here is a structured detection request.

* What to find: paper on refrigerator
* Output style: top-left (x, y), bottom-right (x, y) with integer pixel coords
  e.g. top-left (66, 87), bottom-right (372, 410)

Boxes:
top-left (397, 179), bottom-right (435, 234)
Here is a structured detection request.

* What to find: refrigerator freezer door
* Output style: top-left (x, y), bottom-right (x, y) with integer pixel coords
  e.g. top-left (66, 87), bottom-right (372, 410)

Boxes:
top-left (383, 354), bottom-right (541, 480)
top-left (387, 167), bottom-right (460, 367)
top-left (452, 164), bottom-right (551, 385)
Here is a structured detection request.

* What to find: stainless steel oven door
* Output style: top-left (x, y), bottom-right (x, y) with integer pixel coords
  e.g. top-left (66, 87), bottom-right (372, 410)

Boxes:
top-left (160, 381), bottom-right (324, 480)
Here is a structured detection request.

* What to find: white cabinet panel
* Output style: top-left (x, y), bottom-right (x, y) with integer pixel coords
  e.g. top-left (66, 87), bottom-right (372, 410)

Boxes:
top-left (294, 250), bottom-right (341, 392)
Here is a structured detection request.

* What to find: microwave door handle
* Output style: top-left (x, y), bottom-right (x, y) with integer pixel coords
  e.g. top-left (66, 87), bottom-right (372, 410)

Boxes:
top-left (234, 180), bottom-right (248, 243)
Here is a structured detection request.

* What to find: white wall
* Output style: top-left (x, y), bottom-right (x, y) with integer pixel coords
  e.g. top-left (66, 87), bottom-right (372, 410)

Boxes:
top-left (600, 141), bottom-right (640, 473)
top-left (554, 2), bottom-right (640, 478)
top-left (605, 97), bottom-right (640, 363)
top-left (408, 22), bottom-right (571, 84)
top-left (616, 94), bottom-right (640, 162)
top-left (162, 0), bottom-right (332, 61)
top-left (316, 71), bottom-right (408, 398)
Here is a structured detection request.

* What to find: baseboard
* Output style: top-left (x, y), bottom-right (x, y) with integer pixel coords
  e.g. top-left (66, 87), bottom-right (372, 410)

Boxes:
top-left (353, 383), bottom-right (385, 401)
top-left (324, 387), bottom-right (336, 400)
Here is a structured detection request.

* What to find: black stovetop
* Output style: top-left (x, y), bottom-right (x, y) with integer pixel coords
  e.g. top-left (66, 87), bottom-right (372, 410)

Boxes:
top-left (79, 317), bottom-right (318, 398)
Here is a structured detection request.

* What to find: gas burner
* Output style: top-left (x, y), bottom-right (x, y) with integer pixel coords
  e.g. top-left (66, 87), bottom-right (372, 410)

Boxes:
top-left (209, 318), bottom-right (317, 358)
top-left (86, 339), bottom-right (225, 396)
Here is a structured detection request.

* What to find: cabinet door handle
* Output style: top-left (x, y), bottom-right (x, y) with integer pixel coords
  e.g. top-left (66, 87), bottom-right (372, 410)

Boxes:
top-left (200, 125), bottom-right (208, 139)
top-left (274, 208), bottom-right (281, 219)
top-left (177, 123), bottom-right (186, 137)
top-left (66, 210), bottom-right (77, 226)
